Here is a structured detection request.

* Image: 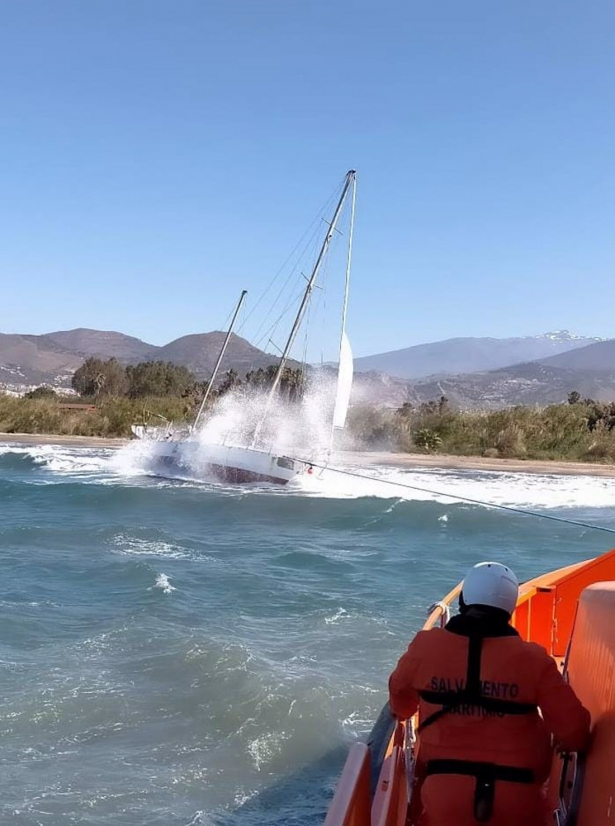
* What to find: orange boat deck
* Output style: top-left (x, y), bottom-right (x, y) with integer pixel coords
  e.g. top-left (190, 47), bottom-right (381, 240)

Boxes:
top-left (325, 548), bottom-right (615, 826)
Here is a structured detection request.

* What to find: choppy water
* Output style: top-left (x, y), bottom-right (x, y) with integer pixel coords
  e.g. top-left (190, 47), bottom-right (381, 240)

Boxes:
top-left (1, 440), bottom-right (614, 825)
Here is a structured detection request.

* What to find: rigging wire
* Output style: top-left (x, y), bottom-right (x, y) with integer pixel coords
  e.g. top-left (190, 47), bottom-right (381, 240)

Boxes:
top-left (247, 218), bottom-right (324, 347)
top-left (301, 274), bottom-right (314, 371)
top-left (251, 208), bottom-right (344, 356)
top-left (288, 459), bottom-right (615, 537)
top-left (237, 179), bottom-right (345, 338)
top-left (253, 283), bottom-right (312, 353)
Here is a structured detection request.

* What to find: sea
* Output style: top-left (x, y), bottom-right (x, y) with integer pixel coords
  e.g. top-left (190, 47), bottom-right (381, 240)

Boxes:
top-left (1, 439), bottom-right (614, 826)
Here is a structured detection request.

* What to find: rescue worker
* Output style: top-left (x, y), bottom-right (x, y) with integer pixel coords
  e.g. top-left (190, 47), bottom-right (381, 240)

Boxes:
top-left (389, 561), bottom-right (591, 826)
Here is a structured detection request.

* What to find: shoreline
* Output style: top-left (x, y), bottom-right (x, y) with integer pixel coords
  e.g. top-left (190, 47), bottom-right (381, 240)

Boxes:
top-left (2, 432), bottom-right (615, 477)
top-left (0, 432), bottom-right (129, 449)
top-left (341, 451), bottom-right (615, 478)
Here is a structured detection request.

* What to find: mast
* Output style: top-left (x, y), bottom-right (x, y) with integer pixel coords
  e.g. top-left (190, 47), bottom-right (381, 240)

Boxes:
top-left (193, 289), bottom-right (247, 431)
top-left (250, 170), bottom-right (356, 447)
top-left (329, 171), bottom-right (357, 448)
top-left (340, 172), bottom-right (356, 347)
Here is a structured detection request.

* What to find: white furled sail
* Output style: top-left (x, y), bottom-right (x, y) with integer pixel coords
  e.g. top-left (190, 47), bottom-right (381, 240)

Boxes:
top-left (332, 332), bottom-right (353, 429)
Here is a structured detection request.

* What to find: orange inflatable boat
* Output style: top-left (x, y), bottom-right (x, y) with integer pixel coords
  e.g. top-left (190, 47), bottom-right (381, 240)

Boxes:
top-left (324, 547), bottom-right (615, 826)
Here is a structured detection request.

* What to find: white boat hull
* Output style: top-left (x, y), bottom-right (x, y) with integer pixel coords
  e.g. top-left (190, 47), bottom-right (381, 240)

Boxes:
top-left (134, 432), bottom-right (311, 485)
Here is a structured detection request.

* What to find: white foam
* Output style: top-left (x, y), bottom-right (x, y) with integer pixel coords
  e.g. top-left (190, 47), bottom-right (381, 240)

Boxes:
top-left (0, 443), bottom-right (111, 475)
top-left (246, 731), bottom-right (285, 770)
top-left (111, 534), bottom-right (189, 559)
top-left (233, 789), bottom-right (258, 807)
top-left (3, 439), bottom-right (614, 513)
top-left (106, 440), bottom-right (162, 477)
top-left (293, 462), bottom-right (615, 510)
top-left (324, 608), bottom-right (348, 625)
top-left (153, 573), bottom-right (175, 594)
top-left (97, 439), bottom-right (615, 511)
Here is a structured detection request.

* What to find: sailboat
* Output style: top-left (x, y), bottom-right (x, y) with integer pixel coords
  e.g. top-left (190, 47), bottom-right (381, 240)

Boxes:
top-left (131, 170), bottom-right (357, 486)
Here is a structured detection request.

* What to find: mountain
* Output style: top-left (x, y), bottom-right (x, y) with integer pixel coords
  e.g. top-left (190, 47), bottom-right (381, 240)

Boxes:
top-left (3, 325), bottom-right (615, 408)
top-left (33, 328), bottom-right (158, 362)
top-left (407, 362), bottom-right (615, 409)
top-left (0, 333), bottom-right (82, 387)
top-left (156, 332), bottom-right (290, 379)
top-left (0, 328), bottom-right (289, 391)
top-left (353, 331), bottom-right (604, 380)
top-left (538, 340), bottom-right (615, 372)
top-left (351, 361), bottom-right (615, 411)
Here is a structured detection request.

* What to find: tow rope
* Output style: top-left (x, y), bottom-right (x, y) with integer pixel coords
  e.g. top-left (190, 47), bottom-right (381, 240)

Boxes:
top-left (291, 459), bottom-right (615, 537)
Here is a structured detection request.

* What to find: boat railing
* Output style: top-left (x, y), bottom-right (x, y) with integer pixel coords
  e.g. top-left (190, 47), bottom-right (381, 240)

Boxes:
top-left (512, 548), bottom-right (615, 657)
top-left (323, 742), bottom-right (371, 826)
top-left (555, 580), bottom-right (615, 826)
top-left (367, 705), bottom-right (397, 799)
top-left (554, 751), bottom-right (586, 826)
top-left (324, 722), bottom-right (411, 826)
top-left (371, 722), bottom-right (409, 826)
top-left (423, 584), bottom-right (461, 630)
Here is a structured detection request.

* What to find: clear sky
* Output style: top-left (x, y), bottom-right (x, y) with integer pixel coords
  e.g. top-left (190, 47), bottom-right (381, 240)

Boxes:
top-left (1, 0), bottom-right (614, 359)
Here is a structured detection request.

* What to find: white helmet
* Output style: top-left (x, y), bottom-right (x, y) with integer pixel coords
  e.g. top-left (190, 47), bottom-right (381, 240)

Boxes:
top-left (461, 562), bottom-right (519, 615)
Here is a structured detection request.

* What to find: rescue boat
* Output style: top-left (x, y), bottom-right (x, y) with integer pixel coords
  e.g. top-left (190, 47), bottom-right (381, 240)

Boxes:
top-left (325, 547), bottom-right (615, 826)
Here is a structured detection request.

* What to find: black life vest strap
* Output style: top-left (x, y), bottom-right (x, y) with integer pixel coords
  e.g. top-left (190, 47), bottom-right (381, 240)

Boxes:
top-left (417, 634), bottom-right (537, 734)
top-left (425, 759), bottom-right (535, 823)
top-left (425, 758), bottom-right (535, 783)
top-left (467, 629), bottom-right (481, 695)
top-left (418, 690), bottom-right (537, 716)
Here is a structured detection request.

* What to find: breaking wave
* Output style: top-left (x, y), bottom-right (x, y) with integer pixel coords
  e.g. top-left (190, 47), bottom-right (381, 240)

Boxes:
top-left (2, 439), bottom-right (615, 511)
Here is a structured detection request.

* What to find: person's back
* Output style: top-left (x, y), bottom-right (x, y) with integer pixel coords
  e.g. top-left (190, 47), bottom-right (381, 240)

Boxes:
top-left (389, 562), bottom-right (591, 826)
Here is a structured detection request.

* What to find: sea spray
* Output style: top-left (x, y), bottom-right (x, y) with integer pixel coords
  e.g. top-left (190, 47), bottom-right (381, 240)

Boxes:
top-left (194, 372), bottom-right (345, 456)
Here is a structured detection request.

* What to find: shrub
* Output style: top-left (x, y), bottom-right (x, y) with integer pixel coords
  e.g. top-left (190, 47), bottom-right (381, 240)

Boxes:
top-left (414, 429), bottom-right (442, 452)
top-left (24, 386), bottom-right (58, 400)
top-left (494, 425), bottom-right (527, 458)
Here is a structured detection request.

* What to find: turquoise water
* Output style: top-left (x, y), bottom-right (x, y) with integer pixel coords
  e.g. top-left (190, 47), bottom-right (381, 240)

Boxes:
top-left (1, 440), bottom-right (614, 825)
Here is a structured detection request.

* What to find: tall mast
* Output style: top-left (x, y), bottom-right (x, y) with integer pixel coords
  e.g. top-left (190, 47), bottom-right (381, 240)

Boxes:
top-left (339, 172), bottom-right (356, 348)
top-left (251, 170), bottom-right (356, 447)
top-left (193, 289), bottom-right (247, 431)
top-left (329, 172), bottom-right (357, 448)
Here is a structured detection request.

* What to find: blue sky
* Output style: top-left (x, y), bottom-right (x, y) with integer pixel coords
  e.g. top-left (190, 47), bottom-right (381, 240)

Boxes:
top-left (1, 0), bottom-right (614, 359)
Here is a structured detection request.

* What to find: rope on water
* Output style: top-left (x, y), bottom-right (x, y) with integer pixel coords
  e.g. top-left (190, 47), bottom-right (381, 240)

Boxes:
top-left (293, 459), bottom-right (615, 537)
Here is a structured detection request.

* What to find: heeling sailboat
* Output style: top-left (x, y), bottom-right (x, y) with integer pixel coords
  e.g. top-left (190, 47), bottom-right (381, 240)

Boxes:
top-left (133, 169), bottom-right (357, 486)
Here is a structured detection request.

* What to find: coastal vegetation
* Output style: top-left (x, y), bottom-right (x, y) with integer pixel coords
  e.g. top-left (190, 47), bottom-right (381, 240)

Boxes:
top-left (70, 357), bottom-right (306, 402)
top-left (71, 358), bottom-right (202, 399)
top-left (347, 395), bottom-right (615, 462)
top-left (2, 363), bottom-right (615, 463)
top-left (0, 358), bottom-right (308, 439)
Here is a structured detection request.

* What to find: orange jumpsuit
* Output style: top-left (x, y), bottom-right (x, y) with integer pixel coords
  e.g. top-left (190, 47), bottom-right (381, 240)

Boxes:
top-left (389, 615), bottom-right (590, 826)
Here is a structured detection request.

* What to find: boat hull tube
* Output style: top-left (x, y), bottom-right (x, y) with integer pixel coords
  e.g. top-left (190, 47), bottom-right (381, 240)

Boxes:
top-left (132, 429), bottom-right (310, 485)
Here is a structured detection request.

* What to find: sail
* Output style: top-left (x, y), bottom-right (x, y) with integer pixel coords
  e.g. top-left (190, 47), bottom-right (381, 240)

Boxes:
top-left (332, 332), bottom-right (354, 429)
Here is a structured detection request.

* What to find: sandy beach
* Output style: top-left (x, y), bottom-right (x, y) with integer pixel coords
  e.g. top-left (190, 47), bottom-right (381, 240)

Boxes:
top-left (0, 432), bottom-right (129, 449)
top-left (341, 451), bottom-right (615, 478)
top-left (2, 431), bottom-right (615, 477)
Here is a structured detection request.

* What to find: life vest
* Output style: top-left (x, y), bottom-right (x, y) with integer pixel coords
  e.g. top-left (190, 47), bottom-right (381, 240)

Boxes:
top-left (417, 620), bottom-right (539, 823)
